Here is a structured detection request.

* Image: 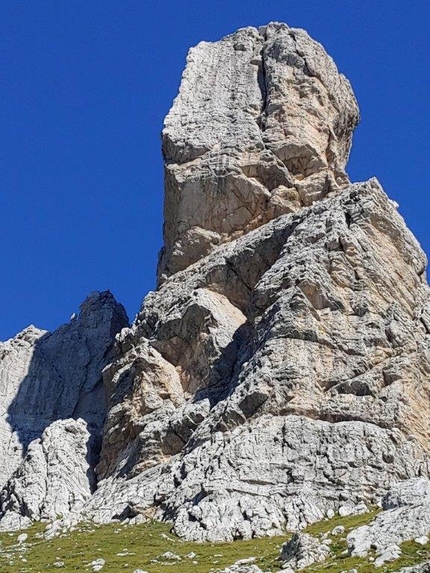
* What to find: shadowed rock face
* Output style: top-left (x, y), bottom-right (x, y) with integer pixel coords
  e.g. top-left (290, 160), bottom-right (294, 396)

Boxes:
top-left (0, 291), bottom-right (128, 528)
top-left (158, 22), bottom-right (359, 282)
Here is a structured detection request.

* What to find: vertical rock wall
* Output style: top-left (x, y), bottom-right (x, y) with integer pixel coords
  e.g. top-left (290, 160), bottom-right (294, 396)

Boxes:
top-left (159, 23), bottom-right (359, 282)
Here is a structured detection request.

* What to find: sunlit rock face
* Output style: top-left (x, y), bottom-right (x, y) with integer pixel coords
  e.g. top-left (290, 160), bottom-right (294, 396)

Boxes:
top-left (0, 419), bottom-right (95, 531)
top-left (158, 22), bottom-right (359, 283)
top-left (87, 24), bottom-right (430, 542)
top-left (93, 178), bottom-right (430, 541)
top-left (2, 23), bottom-right (430, 545)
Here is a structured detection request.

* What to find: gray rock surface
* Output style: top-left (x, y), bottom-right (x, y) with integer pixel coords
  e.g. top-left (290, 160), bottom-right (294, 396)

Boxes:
top-left (0, 291), bottom-right (128, 526)
top-left (83, 176), bottom-right (430, 541)
top-left (0, 419), bottom-right (95, 530)
top-left (216, 566), bottom-right (267, 573)
top-left (392, 565), bottom-right (430, 573)
top-left (347, 478), bottom-right (430, 565)
top-left (382, 477), bottom-right (430, 510)
top-left (280, 532), bottom-right (331, 569)
top-left (373, 544), bottom-right (402, 568)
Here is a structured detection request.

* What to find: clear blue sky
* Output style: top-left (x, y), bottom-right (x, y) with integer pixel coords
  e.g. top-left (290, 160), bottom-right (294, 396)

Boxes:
top-left (1, 1), bottom-right (429, 341)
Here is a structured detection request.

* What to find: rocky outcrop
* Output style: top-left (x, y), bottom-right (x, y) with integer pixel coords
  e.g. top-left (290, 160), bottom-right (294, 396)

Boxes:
top-left (159, 22), bottom-right (359, 282)
top-left (393, 565), bottom-right (430, 573)
top-left (0, 419), bottom-right (95, 530)
top-left (1, 21), bottom-right (430, 553)
top-left (0, 291), bottom-right (128, 527)
top-left (347, 478), bottom-right (430, 565)
top-left (83, 171), bottom-right (430, 541)
top-left (280, 532), bottom-right (331, 569)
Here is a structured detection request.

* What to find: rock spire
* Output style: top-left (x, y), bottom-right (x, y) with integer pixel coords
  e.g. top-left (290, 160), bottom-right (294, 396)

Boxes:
top-left (87, 24), bottom-right (430, 541)
top-left (159, 22), bottom-right (359, 282)
top-left (0, 23), bottom-right (429, 550)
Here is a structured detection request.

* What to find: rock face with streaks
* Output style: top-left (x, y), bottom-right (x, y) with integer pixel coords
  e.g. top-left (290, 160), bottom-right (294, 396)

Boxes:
top-left (1, 21), bottom-right (430, 552)
top-left (158, 22), bottom-right (359, 282)
top-left (83, 23), bottom-right (430, 542)
top-left (0, 291), bottom-right (128, 528)
top-left (0, 419), bottom-right (95, 531)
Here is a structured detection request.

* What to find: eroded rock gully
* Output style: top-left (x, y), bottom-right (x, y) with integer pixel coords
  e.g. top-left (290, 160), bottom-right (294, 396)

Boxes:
top-left (1, 22), bottom-right (430, 546)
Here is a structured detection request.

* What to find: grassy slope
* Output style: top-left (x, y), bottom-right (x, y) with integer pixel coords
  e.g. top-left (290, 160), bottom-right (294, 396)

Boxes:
top-left (0, 511), bottom-right (428, 573)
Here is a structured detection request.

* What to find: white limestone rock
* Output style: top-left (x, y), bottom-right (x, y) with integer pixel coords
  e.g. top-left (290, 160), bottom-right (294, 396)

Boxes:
top-left (347, 478), bottom-right (430, 565)
top-left (280, 532), bottom-right (331, 569)
top-left (90, 558), bottom-right (105, 571)
top-left (338, 502), bottom-right (368, 517)
top-left (216, 566), bottom-right (268, 573)
top-left (0, 326), bottom-right (46, 490)
top-left (374, 545), bottom-right (402, 568)
top-left (0, 419), bottom-right (95, 529)
top-left (382, 477), bottom-right (430, 510)
top-left (16, 533), bottom-right (27, 544)
top-left (392, 565), bottom-right (430, 573)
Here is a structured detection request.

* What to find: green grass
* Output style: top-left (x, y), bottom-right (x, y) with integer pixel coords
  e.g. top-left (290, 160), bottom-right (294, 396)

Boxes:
top-left (302, 510), bottom-right (430, 573)
top-left (0, 510), bottom-right (427, 573)
top-left (0, 520), bottom-right (284, 573)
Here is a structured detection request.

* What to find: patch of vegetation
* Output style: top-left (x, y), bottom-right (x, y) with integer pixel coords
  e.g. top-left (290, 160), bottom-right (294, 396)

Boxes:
top-left (302, 510), bottom-right (430, 573)
top-left (0, 510), bottom-right (427, 573)
top-left (304, 509), bottom-right (381, 537)
top-left (0, 520), bottom-right (283, 573)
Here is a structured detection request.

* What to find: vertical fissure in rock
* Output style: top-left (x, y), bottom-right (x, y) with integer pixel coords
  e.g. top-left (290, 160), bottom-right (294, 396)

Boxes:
top-left (256, 29), bottom-right (268, 133)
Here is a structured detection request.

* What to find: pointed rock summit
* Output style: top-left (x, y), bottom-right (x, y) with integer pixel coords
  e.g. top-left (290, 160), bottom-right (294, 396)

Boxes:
top-left (1, 22), bottom-right (430, 548)
top-left (0, 291), bottom-right (128, 529)
top-left (159, 22), bottom-right (359, 281)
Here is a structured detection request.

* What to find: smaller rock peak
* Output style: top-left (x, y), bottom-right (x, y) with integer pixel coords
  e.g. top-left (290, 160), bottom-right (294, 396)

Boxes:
top-left (1, 325), bottom-right (47, 347)
top-left (77, 290), bottom-right (129, 337)
top-left (79, 290), bottom-right (122, 314)
top-left (258, 21), bottom-right (290, 37)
